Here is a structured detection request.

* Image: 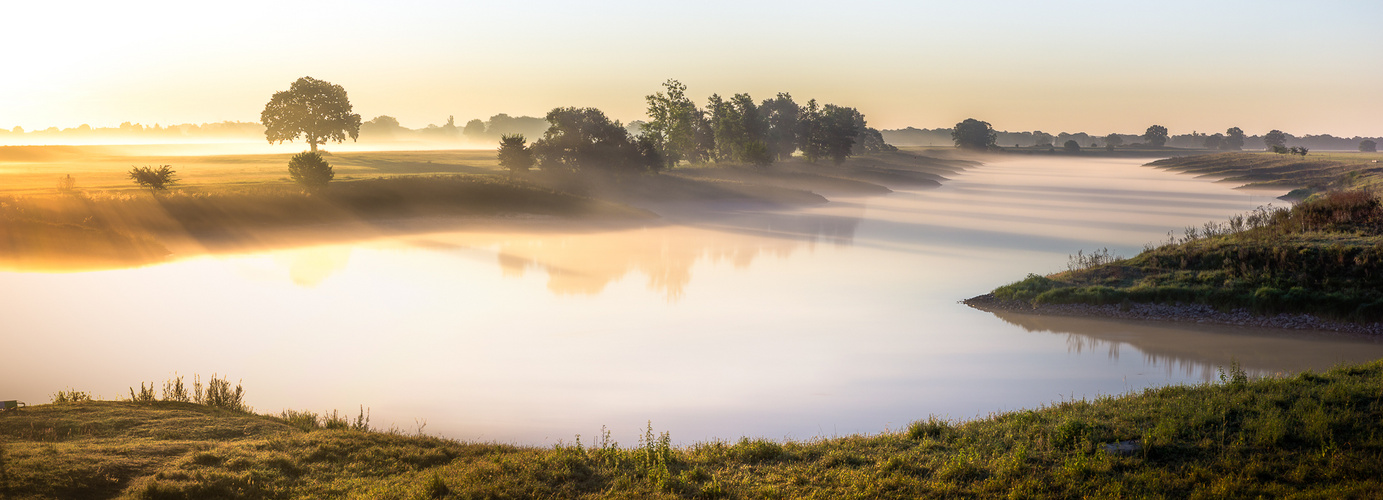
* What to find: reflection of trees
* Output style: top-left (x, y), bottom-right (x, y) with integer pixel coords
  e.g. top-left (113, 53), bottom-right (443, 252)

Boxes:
top-left (488, 210), bottom-right (861, 300)
top-left (277, 246), bottom-right (352, 287)
top-left (977, 307), bottom-right (1383, 380)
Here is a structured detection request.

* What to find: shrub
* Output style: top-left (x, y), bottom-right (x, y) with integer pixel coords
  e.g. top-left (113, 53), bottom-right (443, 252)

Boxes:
top-left (203, 375), bottom-right (247, 412)
top-left (128, 165), bottom-right (177, 194)
top-left (128, 382), bottom-right (157, 403)
top-left (288, 152), bottom-right (334, 192)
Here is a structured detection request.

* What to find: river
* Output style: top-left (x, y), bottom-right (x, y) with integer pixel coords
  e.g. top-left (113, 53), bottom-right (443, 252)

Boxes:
top-left (4, 155), bottom-right (1381, 445)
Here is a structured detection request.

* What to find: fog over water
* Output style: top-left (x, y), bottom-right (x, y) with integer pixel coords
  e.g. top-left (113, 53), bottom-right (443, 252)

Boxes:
top-left (4, 156), bottom-right (1381, 445)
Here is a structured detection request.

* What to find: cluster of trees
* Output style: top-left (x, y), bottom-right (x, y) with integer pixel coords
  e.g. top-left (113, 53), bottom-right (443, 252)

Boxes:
top-left (639, 80), bottom-right (891, 169)
top-left (1192, 127), bottom-right (1246, 150)
top-left (494, 80), bottom-right (894, 176)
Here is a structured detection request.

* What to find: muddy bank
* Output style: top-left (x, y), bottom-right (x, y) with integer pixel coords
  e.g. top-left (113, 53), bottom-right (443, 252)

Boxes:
top-left (964, 293), bottom-right (1383, 338)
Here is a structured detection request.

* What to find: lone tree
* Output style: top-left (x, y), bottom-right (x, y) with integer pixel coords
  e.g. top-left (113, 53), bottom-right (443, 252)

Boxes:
top-left (261, 77), bottom-right (362, 152)
top-left (1063, 140), bottom-right (1081, 153)
top-left (128, 165), bottom-right (177, 195)
top-left (497, 134), bottom-right (535, 176)
top-left (1225, 127), bottom-right (1245, 150)
top-left (287, 152), bottom-right (334, 192)
top-left (1362, 140), bottom-right (1378, 153)
top-left (952, 118), bottom-right (997, 150)
top-left (1143, 125), bottom-right (1169, 148)
top-left (1264, 129), bottom-right (1288, 149)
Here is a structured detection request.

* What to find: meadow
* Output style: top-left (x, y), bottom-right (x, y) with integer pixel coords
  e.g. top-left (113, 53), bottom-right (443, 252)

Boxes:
top-left (0, 145), bottom-right (962, 271)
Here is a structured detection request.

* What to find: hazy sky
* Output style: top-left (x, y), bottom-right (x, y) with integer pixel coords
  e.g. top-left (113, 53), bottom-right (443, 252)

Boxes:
top-left (4, 0), bottom-right (1380, 137)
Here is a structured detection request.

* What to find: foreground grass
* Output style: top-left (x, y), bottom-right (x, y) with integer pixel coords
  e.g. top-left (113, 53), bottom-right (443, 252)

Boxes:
top-left (994, 189), bottom-right (1383, 322)
top-left (4, 361), bottom-right (1383, 498)
top-left (1149, 151), bottom-right (1383, 199)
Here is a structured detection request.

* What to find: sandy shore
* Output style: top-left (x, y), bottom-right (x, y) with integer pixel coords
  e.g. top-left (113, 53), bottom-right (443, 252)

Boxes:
top-left (963, 293), bottom-right (1383, 337)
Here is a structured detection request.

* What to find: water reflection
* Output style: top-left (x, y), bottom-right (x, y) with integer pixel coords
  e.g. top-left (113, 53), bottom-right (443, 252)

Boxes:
top-left (397, 207), bottom-right (862, 300)
top-left (979, 307), bottom-right (1383, 380)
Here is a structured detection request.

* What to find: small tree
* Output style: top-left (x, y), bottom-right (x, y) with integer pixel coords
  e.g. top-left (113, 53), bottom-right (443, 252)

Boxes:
top-left (1263, 129), bottom-right (1287, 149)
top-left (288, 152), bottom-right (334, 192)
top-left (1143, 125), bottom-right (1169, 148)
top-left (497, 134), bottom-right (535, 176)
top-left (128, 165), bottom-right (177, 195)
top-left (1063, 140), bottom-right (1081, 153)
top-left (1361, 140), bottom-right (1377, 153)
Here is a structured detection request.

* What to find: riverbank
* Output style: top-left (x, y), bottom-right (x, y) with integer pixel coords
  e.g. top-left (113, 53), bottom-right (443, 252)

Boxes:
top-left (1148, 151), bottom-right (1383, 200)
top-left (964, 293), bottom-right (1383, 337)
top-left (6, 362), bottom-right (1383, 498)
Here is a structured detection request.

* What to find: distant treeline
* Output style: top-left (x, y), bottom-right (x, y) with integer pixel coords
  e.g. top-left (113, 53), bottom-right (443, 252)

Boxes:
top-left (884, 127), bottom-right (1383, 151)
top-left (0, 121), bottom-right (264, 143)
top-left (359, 114), bottom-right (551, 144)
top-left (0, 116), bottom-right (549, 146)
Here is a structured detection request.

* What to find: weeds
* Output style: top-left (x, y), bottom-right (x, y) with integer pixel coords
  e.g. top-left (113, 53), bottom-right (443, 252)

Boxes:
top-left (203, 374), bottom-right (247, 412)
top-left (50, 389), bottom-right (91, 403)
top-left (162, 374), bottom-right (189, 402)
top-left (128, 382), bottom-right (157, 403)
top-left (1067, 247), bottom-right (1123, 271)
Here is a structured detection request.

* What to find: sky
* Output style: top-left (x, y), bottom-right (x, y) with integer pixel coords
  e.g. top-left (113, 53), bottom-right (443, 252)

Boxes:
top-left (2, 0), bottom-right (1380, 137)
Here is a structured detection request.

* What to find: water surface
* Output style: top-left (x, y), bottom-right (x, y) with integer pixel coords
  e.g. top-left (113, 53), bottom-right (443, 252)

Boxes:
top-left (5, 156), bottom-right (1380, 444)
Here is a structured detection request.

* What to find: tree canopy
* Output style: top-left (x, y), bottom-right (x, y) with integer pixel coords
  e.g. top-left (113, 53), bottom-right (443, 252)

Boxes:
top-left (497, 134), bottom-right (535, 175)
top-left (1264, 130), bottom-right (1288, 149)
top-left (1362, 140), bottom-right (1377, 153)
top-left (1225, 127), bottom-right (1245, 150)
top-left (261, 77), bottom-right (362, 152)
top-left (951, 118), bottom-right (997, 150)
top-left (1063, 140), bottom-right (1081, 153)
top-left (1143, 125), bottom-right (1169, 148)
top-left (531, 107), bottom-right (660, 174)
top-left (760, 93), bottom-right (800, 161)
top-left (643, 80), bottom-right (702, 168)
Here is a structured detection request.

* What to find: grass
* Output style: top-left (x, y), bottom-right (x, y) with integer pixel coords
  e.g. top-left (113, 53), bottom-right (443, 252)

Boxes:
top-left (1149, 151), bottom-right (1383, 199)
top-left (5, 362), bottom-right (1383, 498)
top-left (993, 189), bottom-right (1383, 322)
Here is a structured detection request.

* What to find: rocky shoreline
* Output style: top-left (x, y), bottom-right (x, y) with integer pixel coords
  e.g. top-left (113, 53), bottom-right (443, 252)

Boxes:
top-left (963, 293), bottom-right (1383, 337)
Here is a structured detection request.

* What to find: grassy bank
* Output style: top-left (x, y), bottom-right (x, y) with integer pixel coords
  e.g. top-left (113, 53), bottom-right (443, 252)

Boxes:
top-left (4, 362), bottom-right (1383, 498)
top-left (1148, 151), bottom-right (1383, 200)
top-left (0, 174), bottom-right (642, 271)
top-left (0, 147), bottom-right (962, 270)
top-left (991, 190), bottom-right (1383, 322)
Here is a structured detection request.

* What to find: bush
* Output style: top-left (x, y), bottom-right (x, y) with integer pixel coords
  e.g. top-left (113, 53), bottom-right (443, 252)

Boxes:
top-left (128, 165), bottom-right (177, 194)
top-left (288, 152), bottom-right (334, 192)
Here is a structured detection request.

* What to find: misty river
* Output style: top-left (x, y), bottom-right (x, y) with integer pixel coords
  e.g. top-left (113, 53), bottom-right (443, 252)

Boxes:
top-left (5, 156), bottom-right (1383, 445)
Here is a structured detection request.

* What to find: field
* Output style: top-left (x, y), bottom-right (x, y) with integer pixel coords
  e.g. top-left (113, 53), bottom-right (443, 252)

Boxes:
top-left (0, 145), bottom-right (965, 271)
